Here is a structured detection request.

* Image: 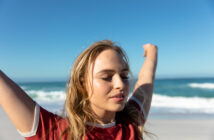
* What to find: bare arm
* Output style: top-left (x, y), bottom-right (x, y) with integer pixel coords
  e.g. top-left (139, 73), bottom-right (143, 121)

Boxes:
top-left (132, 44), bottom-right (158, 118)
top-left (0, 70), bottom-right (35, 133)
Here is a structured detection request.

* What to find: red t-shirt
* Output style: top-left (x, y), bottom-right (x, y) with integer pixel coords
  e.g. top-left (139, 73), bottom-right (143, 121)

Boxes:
top-left (19, 97), bottom-right (146, 140)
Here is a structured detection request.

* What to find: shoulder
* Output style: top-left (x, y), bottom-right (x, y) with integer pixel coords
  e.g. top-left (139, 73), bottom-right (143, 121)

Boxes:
top-left (19, 104), bottom-right (69, 139)
top-left (126, 96), bottom-right (147, 124)
top-left (127, 96), bottom-right (146, 119)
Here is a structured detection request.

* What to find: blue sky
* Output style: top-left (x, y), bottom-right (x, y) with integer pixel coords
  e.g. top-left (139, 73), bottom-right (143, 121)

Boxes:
top-left (1, 0), bottom-right (214, 82)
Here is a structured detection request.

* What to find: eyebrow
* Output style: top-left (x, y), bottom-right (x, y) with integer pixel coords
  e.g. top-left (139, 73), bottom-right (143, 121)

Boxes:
top-left (96, 68), bottom-right (129, 75)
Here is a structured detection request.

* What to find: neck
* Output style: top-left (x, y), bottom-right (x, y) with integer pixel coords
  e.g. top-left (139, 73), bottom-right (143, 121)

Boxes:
top-left (96, 113), bottom-right (116, 124)
top-left (91, 106), bottom-right (116, 124)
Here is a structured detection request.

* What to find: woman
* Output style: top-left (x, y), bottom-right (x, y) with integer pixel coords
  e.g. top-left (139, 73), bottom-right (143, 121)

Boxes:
top-left (0, 40), bottom-right (157, 140)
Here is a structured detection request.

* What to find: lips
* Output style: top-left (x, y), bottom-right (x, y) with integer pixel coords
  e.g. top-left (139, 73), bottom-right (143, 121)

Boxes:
top-left (110, 93), bottom-right (126, 102)
top-left (111, 93), bottom-right (125, 98)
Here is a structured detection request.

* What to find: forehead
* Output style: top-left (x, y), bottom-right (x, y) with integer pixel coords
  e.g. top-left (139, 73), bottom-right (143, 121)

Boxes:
top-left (91, 49), bottom-right (127, 74)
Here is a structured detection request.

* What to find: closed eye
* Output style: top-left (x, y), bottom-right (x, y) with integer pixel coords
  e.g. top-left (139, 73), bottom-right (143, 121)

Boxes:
top-left (120, 72), bottom-right (129, 80)
top-left (101, 76), bottom-right (113, 81)
top-left (120, 75), bottom-right (129, 80)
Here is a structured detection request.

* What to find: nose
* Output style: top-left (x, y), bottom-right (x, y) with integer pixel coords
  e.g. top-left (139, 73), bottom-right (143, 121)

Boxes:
top-left (113, 74), bottom-right (125, 90)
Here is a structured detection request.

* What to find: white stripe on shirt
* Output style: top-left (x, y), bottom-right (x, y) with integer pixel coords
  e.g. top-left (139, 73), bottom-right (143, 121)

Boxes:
top-left (17, 103), bottom-right (40, 137)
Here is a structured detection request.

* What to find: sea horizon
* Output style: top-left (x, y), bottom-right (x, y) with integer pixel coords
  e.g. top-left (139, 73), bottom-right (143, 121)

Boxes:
top-left (15, 76), bottom-right (214, 83)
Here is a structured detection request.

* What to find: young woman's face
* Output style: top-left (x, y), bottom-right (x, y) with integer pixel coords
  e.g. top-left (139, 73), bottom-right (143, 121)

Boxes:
top-left (86, 49), bottom-right (130, 113)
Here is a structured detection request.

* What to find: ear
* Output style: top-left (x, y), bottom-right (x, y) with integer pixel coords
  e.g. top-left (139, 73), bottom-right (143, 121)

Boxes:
top-left (80, 77), bottom-right (85, 86)
top-left (81, 76), bottom-right (89, 91)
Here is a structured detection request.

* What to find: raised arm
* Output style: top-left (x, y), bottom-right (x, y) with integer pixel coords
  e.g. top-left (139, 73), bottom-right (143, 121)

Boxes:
top-left (132, 44), bottom-right (158, 118)
top-left (0, 70), bottom-right (35, 133)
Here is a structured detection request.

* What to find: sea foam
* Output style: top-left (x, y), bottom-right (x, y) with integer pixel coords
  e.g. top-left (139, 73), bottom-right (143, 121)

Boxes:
top-left (188, 83), bottom-right (214, 89)
top-left (24, 89), bottom-right (214, 114)
top-left (25, 90), bottom-right (66, 112)
top-left (27, 90), bottom-right (66, 102)
top-left (152, 94), bottom-right (214, 114)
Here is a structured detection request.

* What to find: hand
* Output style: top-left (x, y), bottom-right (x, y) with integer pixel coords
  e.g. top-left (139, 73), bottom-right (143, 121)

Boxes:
top-left (143, 43), bottom-right (158, 57)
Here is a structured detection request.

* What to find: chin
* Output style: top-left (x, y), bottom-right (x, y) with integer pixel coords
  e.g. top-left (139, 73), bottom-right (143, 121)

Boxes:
top-left (113, 104), bottom-right (126, 112)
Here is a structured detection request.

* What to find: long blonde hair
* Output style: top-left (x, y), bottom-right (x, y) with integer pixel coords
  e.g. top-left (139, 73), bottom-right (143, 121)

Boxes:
top-left (64, 40), bottom-right (144, 140)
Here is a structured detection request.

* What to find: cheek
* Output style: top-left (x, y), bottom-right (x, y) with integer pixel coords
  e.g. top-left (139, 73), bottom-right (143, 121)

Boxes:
top-left (89, 80), bottom-right (112, 104)
top-left (93, 80), bottom-right (112, 95)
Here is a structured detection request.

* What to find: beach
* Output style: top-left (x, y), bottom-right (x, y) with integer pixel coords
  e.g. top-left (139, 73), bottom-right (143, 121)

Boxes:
top-left (0, 107), bottom-right (24, 140)
top-left (144, 118), bottom-right (214, 140)
top-left (1, 107), bottom-right (214, 140)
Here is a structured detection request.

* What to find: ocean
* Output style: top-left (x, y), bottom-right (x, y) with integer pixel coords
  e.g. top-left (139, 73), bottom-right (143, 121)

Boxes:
top-left (18, 78), bottom-right (214, 118)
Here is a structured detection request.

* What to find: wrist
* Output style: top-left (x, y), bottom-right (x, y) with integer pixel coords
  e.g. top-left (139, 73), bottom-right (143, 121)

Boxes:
top-left (145, 52), bottom-right (157, 62)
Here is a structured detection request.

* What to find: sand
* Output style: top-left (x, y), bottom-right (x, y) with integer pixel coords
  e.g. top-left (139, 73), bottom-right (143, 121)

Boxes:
top-left (0, 107), bottom-right (24, 140)
top-left (1, 107), bottom-right (214, 140)
top-left (144, 119), bottom-right (214, 140)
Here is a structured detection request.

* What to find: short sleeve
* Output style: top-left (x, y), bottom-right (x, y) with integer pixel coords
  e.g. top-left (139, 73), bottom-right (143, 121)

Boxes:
top-left (127, 96), bottom-right (146, 124)
top-left (18, 104), bottom-right (69, 140)
top-left (17, 104), bottom-right (40, 137)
